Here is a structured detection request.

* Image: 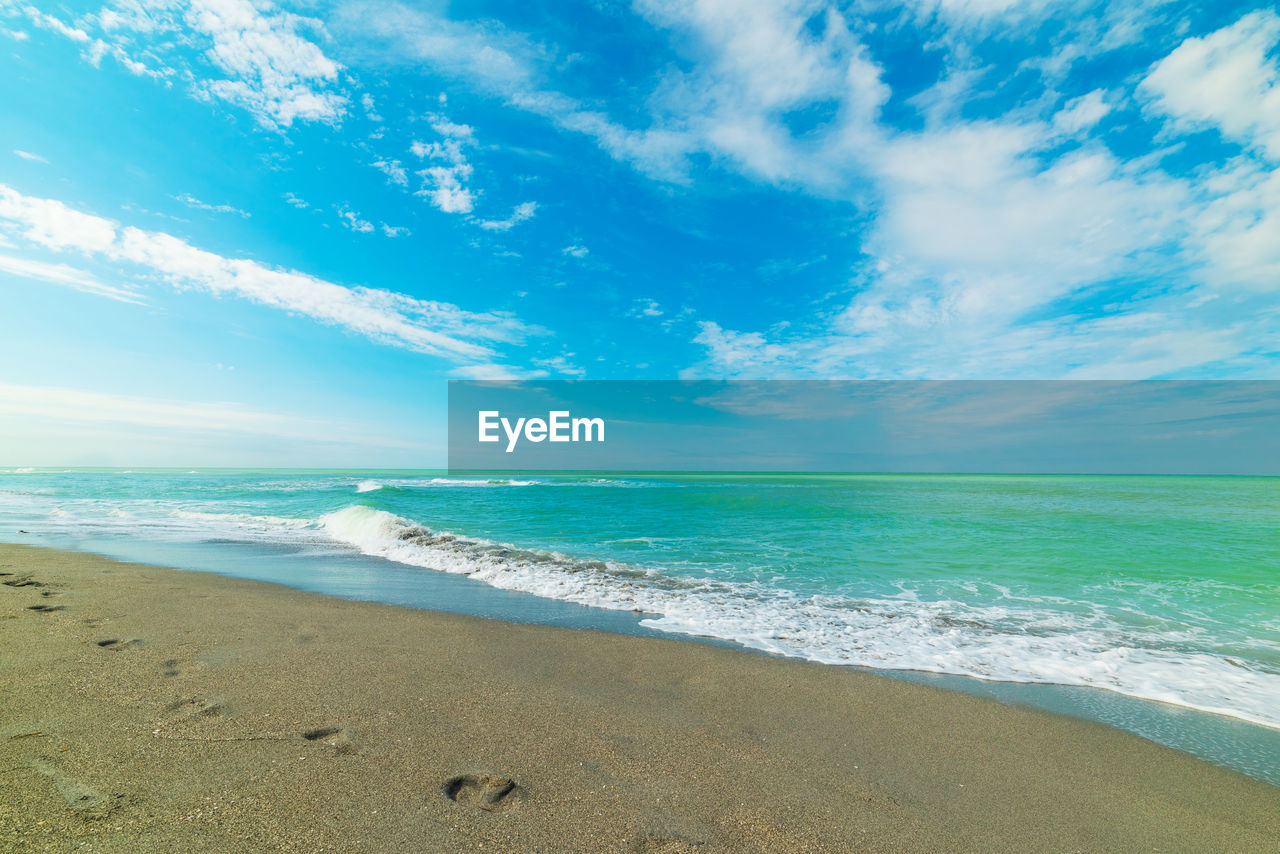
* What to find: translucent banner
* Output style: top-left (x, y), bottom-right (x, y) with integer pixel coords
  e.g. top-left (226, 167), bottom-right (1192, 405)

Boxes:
top-left (448, 380), bottom-right (1280, 474)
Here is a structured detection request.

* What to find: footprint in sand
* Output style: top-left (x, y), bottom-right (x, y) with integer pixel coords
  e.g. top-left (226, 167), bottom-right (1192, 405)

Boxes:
top-left (27, 604), bottom-right (66, 613)
top-left (302, 726), bottom-right (358, 755)
top-left (96, 638), bottom-right (141, 650)
top-left (443, 774), bottom-right (525, 813)
top-left (32, 760), bottom-right (117, 816)
top-left (163, 697), bottom-right (227, 720)
top-left (2, 574), bottom-right (42, 588)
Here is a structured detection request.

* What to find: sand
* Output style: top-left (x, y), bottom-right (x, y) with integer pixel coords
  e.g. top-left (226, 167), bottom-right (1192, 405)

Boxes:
top-left (1, 542), bottom-right (1278, 852)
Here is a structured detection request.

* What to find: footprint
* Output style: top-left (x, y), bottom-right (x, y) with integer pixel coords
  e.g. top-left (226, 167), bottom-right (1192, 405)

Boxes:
top-left (442, 774), bottom-right (525, 813)
top-left (163, 697), bottom-right (226, 720)
top-left (4, 575), bottom-right (43, 588)
top-left (162, 658), bottom-right (180, 677)
top-left (302, 726), bottom-right (358, 755)
top-left (27, 604), bottom-right (66, 613)
top-left (32, 760), bottom-right (114, 816)
top-left (96, 638), bottom-right (141, 650)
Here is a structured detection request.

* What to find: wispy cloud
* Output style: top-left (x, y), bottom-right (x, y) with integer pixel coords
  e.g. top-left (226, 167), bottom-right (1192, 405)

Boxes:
top-left (478, 201), bottom-right (537, 231)
top-left (333, 1), bottom-right (696, 180)
top-left (0, 381), bottom-right (422, 453)
top-left (0, 381), bottom-right (316, 435)
top-left (337, 205), bottom-right (375, 233)
top-left (22, 6), bottom-right (90, 43)
top-left (0, 252), bottom-right (145, 304)
top-left (0, 183), bottom-right (531, 364)
top-left (175, 193), bottom-right (249, 218)
top-left (371, 158), bottom-right (407, 186)
top-left (629, 298), bottom-right (663, 318)
top-left (27, 0), bottom-right (347, 128)
top-left (13, 149), bottom-right (48, 163)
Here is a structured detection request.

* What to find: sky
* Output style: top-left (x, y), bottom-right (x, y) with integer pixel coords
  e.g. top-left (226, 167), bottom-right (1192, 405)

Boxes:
top-left (0, 0), bottom-right (1277, 465)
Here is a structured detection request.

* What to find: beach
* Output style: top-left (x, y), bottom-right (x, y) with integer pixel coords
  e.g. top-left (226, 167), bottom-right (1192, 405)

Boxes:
top-left (2, 542), bottom-right (1278, 852)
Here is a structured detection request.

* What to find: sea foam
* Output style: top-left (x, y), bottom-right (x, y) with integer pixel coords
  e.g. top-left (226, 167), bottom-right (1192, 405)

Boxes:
top-left (316, 505), bottom-right (1280, 731)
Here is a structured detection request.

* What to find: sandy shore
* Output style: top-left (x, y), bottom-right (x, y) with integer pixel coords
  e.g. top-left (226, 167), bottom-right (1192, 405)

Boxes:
top-left (1, 543), bottom-right (1277, 852)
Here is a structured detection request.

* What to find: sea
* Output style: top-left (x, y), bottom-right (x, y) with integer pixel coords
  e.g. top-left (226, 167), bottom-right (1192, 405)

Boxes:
top-left (1, 468), bottom-right (1277, 785)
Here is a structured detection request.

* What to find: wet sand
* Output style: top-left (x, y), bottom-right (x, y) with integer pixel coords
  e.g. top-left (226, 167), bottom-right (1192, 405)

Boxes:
top-left (2, 542), bottom-right (1278, 852)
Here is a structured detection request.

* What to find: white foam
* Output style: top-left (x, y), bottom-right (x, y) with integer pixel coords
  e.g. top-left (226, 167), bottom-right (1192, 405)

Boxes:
top-left (355, 480), bottom-right (383, 493)
top-left (8, 493), bottom-right (1278, 732)
top-left (316, 505), bottom-right (1280, 731)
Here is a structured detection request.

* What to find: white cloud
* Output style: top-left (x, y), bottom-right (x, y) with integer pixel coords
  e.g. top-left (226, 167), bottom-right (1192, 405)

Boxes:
top-left (337, 205), bottom-right (375, 233)
top-left (561, 244), bottom-right (589, 259)
top-left (530, 354), bottom-right (585, 377)
top-left (283, 192), bottom-right (310, 209)
top-left (1141, 10), bottom-right (1280, 161)
top-left (1189, 158), bottom-right (1280, 291)
top-left (22, 6), bottom-right (91, 42)
top-left (380, 223), bottom-right (410, 238)
top-left (430, 118), bottom-right (473, 140)
top-left (371, 158), bottom-right (407, 186)
top-left (411, 117), bottom-right (477, 214)
top-left (13, 149), bottom-right (48, 163)
top-left (867, 123), bottom-right (1185, 317)
top-left (1052, 89), bottom-right (1110, 135)
top-left (419, 166), bottom-right (474, 213)
top-left (630, 298), bottom-right (663, 318)
top-left (339, 0), bottom-right (896, 189)
top-left (333, 1), bottom-right (698, 181)
top-left (0, 184), bottom-right (531, 364)
top-left (187, 0), bottom-right (346, 127)
top-left (360, 91), bottom-right (382, 121)
top-left (478, 201), bottom-right (537, 231)
top-left (450, 362), bottom-right (546, 380)
top-left (681, 102), bottom-right (1276, 380)
top-left (175, 192), bottom-right (250, 217)
top-left (0, 252), bottom-right (145, 304)
top-left (37, 0), bottom-right (347, 128)
top-left (0, 187), bottom-right (118, 253)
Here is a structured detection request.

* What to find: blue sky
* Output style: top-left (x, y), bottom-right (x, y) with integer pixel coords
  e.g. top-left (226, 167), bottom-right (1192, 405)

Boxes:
top-left (0, 0), bottom-right (1277, 465)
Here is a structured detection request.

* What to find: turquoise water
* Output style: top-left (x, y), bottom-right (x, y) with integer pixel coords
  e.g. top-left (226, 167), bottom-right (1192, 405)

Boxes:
top-left (2, 469), bottom-right (1277, 782)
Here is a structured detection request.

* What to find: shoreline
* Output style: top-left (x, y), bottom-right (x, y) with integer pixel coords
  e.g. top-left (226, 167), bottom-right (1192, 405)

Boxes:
top-left (3, 543), bottom-right (1278, 852)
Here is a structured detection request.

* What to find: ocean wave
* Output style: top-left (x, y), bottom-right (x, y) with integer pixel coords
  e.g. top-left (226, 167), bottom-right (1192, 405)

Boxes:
top-left (6, 489), bottom-right (1277, 732)
top-left (316, 505), bottom-right (1280, 731)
